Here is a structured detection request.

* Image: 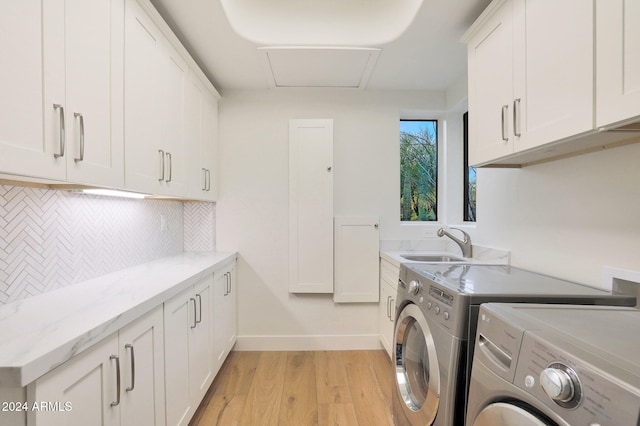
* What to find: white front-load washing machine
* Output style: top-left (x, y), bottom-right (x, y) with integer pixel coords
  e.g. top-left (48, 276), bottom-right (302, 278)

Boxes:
top-left (392, 264), bottom-right (636, 426)
top-left (466, 303), bottom-right (640, 426)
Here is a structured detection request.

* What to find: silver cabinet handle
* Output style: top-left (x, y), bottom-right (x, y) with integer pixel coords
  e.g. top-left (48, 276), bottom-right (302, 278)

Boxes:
top-left (125, 344), bottom-right (135, 392)
top-left (202, 168), bottom-right (207, 191)
top-left (206, 169), bottom-right (211, 192)
top-left (110, 355), bottom-right (121, 406)
top-left (389, 298), bottom-right (395, 322)
top-left (386, 295), bottom-right (391, 319)
top-left (190, 297), bottom-right (197, 329)
top-left (158, 149), bottom-right (165, 181)
top-left (53, 104), bottom-right (65, 158)
top-left (165, 152), bottom-right (172, 183)
top-left (501, 104), bottom-right (509, 142)
top-left (224, 272), bottom-right (231, 296)
top-left (195, 293), bottom-right (202, 324)
top-left (513, 98), bottom-right (521, 137)
top-left (74, 113), bottom-right (85, 163)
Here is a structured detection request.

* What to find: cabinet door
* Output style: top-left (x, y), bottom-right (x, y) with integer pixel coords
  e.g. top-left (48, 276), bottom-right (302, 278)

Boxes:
top-left (288, 119), bottom-right (334, 293)
top-left (158, 43), bottom-right (187, 196)
top-left (378, 280), bottom-right (396, 359)
top-left (0, 1), bottom-right (66, 180)
top-left (512, 0), bottom-right (593, 151)
top-left (189, 277), bottom-right (214, 403)
top-left (184, 70), bottom-right (217, 201)
top-left (164, 289), bottom-right (194, 426)
top-left (226, 263), bottom-right (237, 350)
top-left (65, 0), bottom-right (124, 187)
top-left (596, 0), bottom-right (640, 127)
top-left (201, 92), bottom-right (218, 201)
top-left (119, 306), bottom-right (165, 426)
top-left (124, 0), bottom-right (163, 194)
top-left (184, 70), bottom-right (205, 199)
top-left (334, 217), bottom-right (380, 303)
top-left (212, 269), bottom-right (228, 373)
top-left (467, 0), bottom-right (514, 165)
top-left (30, 333), bottom-right (120, 426)
top-left (212, 263), bottom-right (237, 373)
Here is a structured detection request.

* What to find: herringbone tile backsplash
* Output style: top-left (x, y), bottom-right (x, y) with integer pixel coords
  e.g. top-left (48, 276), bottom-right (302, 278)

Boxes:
top-left (0, 185), bottom-right (215, 305)
top-left (184, 202), bottom-right (215, 252)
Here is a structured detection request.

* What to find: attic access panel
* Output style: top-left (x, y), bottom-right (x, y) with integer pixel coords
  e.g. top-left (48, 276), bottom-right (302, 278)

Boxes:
top-left (258, 47), bottom-right (381, 89)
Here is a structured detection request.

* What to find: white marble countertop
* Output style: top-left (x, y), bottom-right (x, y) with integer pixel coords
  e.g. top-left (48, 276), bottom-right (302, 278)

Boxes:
top-left (0, 251), bottom-right (237, 388)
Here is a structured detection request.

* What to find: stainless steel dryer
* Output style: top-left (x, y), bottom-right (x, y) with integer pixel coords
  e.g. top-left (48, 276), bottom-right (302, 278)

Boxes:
top-left (392, 264), bottom-right (636, 426)
top-left (466, 303), bottom-right (640, 426)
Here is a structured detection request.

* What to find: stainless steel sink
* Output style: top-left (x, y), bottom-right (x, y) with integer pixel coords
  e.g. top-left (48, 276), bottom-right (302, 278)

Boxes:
top-left (400, 254), bottom-right (467, 262)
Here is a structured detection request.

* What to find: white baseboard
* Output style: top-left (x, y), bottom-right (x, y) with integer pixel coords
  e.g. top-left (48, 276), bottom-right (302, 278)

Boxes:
top-left (234, 334), bottom-right (384, 351)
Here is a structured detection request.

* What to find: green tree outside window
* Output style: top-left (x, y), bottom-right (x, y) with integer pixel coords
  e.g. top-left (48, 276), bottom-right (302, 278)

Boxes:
top-left (400, 120), bottom-right (437, 221)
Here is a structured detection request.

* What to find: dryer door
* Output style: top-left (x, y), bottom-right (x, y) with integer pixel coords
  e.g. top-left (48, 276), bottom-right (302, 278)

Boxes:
top-left (474, 402), bottom-right (555, 426)
top-left (393, 303), bottom-right (440, 425)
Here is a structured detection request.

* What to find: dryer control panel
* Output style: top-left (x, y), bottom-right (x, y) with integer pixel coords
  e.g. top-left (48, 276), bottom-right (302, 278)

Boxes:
top-left (514, 332), bottom-right (640, 426)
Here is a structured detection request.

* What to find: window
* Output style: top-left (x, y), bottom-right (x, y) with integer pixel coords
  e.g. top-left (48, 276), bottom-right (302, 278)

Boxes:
top-left (463, 112), bottom-right (476, 222)
top-left (400, 119), bottom-right (438, 221)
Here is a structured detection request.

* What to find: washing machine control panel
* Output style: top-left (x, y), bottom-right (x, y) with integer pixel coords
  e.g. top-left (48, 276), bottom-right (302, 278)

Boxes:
top-left (514, 332), bottom-right (640, 425)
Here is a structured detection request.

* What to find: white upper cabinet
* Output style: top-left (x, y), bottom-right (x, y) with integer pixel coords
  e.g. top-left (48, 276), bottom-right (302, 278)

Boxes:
top-left (124, 0), bottom-right (187, 196)
top-left (466, 0), bottom-right (514, 165)
top-left (596, 0), bottom-right (640, 128)
top-left (511, 0), bottom-right (593, 152)
top-left (465, 0), bottom-right (594, 166)
top-left (0, 1), bottom-right (64, 180)
top-left (184, 70), bottom-right (218, 201)
top-left (0, 0), bottom-right (124, 185)
top-left (65, 0), bottom-right (125, 187)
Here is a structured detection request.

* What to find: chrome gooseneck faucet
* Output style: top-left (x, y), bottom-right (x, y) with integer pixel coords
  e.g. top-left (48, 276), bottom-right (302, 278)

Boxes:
top-left (437, 227), bottom-right (473, 258)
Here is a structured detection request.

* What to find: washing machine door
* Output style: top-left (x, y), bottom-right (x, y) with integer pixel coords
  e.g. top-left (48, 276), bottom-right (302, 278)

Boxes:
top-left (474, 402), bottom-right (553, 426)
top-left (393, 303), bottom-right (440, 425)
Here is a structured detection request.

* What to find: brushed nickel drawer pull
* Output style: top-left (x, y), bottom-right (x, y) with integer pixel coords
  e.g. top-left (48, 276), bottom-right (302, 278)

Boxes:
top-left (74, 112), bottom-right (85, 163)
top-left (53, 104), bottom-right (66, 158)
top-left (125, 344), bottom-right (135, 392)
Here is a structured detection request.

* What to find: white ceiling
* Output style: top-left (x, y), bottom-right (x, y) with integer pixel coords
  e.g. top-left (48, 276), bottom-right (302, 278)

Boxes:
top-left (150, 0), bottom-right (492, 94)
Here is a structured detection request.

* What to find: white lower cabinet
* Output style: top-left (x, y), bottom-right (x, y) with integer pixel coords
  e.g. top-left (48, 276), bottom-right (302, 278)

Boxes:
top-left (378, 259), bottom-right (399, 359)
top-left (28, 306), bottom-right (165, 426)
top-left (11, 260), bottom-right (238, 426)
top-left (164, 276), bottom-right (214, 426)
top-left (212, 261), bottom-right (237, 373)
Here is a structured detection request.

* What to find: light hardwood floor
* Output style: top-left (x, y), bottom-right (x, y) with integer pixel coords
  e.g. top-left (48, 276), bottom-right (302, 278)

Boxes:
top-left (189, 350), bottom-right (394, 426)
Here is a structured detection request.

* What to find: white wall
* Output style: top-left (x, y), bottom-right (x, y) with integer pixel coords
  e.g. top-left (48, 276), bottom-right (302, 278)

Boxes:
top-left (217, 89), bottom-right (457, 348)
top-left (476, 143), bottom-right (640, 288)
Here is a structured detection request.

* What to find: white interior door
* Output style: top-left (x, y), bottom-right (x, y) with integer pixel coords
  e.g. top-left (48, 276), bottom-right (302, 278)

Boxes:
top-left (288, 119), bottom-right (334, 293)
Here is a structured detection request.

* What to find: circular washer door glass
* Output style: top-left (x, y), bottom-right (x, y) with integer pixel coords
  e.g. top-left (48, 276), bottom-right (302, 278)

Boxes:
top-left (394, 303), bottom-right (440, 424)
